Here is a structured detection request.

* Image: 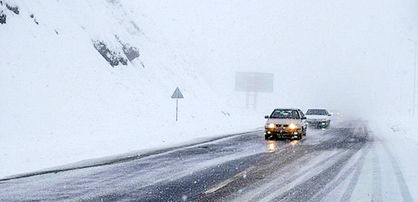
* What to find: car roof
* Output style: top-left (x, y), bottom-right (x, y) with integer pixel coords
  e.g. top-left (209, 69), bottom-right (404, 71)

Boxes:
top-left (274, 108), bottom-right (300, 111)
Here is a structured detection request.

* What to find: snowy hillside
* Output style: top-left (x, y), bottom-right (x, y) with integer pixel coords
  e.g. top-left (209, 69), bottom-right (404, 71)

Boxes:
top-left (0, 0), bottom-right (261, 177)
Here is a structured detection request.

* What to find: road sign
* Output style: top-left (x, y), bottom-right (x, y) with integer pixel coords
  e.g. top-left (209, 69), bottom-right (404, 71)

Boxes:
top-left (171, 87), bottom-right (184, 121)
top-left (171, 87), bottom-right (184, 99)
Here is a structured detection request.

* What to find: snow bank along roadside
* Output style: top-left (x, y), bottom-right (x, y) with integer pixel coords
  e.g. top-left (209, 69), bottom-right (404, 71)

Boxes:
top-left (0, 0), bottom-right (263, 178)
top-left (370, 120), bottom-right (418, 201)
top-left (0, 130), bottom-right (261, 181)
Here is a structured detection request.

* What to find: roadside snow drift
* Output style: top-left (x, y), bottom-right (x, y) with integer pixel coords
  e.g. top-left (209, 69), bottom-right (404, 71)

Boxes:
top-left (0, 0), bottom-right (261, 178)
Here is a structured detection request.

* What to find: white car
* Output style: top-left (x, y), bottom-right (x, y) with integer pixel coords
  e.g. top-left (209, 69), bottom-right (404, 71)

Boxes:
top-left (264, 108), bottom-right (307, 140)
top-left (306, 109), bottom-right (331, 128)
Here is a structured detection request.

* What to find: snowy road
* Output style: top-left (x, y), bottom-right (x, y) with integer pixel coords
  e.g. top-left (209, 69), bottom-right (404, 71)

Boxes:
top-left (0, 120), bottom-right (413, 201)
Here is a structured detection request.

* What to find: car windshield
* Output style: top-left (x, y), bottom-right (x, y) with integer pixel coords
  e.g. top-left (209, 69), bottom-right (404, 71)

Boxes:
top-left (306, 109), bottom-right (328, 115)
top-left (270, 109), bottom-right (300, 119)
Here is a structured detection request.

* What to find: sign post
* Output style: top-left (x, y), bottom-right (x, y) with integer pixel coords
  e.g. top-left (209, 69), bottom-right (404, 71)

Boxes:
top-left (171, 87), bottom-right (184, 121)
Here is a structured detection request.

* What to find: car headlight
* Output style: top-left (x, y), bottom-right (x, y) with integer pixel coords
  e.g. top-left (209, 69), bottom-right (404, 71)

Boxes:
top-left (289, 123), bottom-right (297, 130)
top-left (266, 123), bottom-right (276, 129)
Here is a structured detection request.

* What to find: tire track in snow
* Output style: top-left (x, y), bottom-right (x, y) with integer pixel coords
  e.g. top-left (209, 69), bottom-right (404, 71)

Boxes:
top-left (270, 127), bottom-right (368, 202)
top-left (200, 128), bottom-right (354, 202)
top-left (371, 143), bottom-right (383, 202)
top-left (338, 127), bottom-right (373, 201)
top-left (381, 142), bottom-right (413, 202)
top-left (274, 146), bottom-right (364, 202)
top-left (339, 142), bottom-right (372, 202)
top-left (308, 141), bottom-right (371, 202)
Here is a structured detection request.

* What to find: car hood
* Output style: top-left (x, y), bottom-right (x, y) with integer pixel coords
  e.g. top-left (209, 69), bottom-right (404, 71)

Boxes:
top-left (266, 119), bottom-right (302, 125)
top-left (306, 115), bottom-right (330, 120)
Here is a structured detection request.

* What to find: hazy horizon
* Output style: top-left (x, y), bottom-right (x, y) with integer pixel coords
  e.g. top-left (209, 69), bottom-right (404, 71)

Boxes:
top-left (138, 0), bottom-right (418, 119)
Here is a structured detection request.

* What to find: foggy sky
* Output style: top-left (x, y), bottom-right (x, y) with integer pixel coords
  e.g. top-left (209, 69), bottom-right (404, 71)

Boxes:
top-left (138, 0), bottom-right (418, 119)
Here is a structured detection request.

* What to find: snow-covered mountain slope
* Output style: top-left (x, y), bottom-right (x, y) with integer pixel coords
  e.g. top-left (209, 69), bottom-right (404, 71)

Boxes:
top-left (0, 0), bottom-right (261, 177)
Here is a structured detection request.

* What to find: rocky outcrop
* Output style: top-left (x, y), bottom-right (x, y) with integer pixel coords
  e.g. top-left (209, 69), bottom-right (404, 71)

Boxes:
top-left (93, 41), bottom-right (128, 67)
top-left (5, 3), bottom-right (18, 15)
top-left (122, 45), bottom-right (140, 62)
top-left (115, 35), bottom-right (140, 62)
top-left (0, 11), bottom-right (6, 24)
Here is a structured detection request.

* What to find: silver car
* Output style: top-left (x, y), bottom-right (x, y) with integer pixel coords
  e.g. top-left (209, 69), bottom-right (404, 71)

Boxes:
top-left (264, 108), bottom-right (307, 140)
top-left (306, 109), bottom-right (331, 128)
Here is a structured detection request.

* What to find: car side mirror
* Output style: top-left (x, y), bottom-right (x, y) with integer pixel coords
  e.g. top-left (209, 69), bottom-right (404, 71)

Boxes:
top-left (328, 114), bottom-right (332, 116)
top-left (264, 115), bottom-right (269, 119)
top-left (302, 117), bottom-right (307, 120)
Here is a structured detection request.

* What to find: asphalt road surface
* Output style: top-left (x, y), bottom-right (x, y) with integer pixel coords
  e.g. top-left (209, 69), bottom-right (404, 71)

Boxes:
top-left (0, 120), bottom-right (413, 201)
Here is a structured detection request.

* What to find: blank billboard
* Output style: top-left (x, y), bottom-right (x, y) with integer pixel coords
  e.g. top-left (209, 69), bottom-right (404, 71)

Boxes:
top-left (235, 72), bottom-right (274, 92)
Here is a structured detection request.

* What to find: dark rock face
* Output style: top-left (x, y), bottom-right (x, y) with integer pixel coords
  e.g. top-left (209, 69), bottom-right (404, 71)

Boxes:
top-left (6, 4), bottom-right (19, 15)
top-left (30, 14), bottom-right (39, 24)
top-left (123, 45), bottom-right (140, 62)
top-left (115, 35), bottom-right (140, 62)
top-left (93, 41), bottom-right (128, 67)
top-left (0, 12), bottom-right (6, 24)
top-left (119, 57), bottom-right (128, 65)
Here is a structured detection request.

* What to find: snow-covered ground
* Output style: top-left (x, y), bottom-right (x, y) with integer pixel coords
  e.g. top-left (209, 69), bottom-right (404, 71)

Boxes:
top-left (1, 1), bottom-right (417, 194)
top-left (0, 0), bottom-right (263, 178)
top-left (369, 119), bottom-right (418, 200)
